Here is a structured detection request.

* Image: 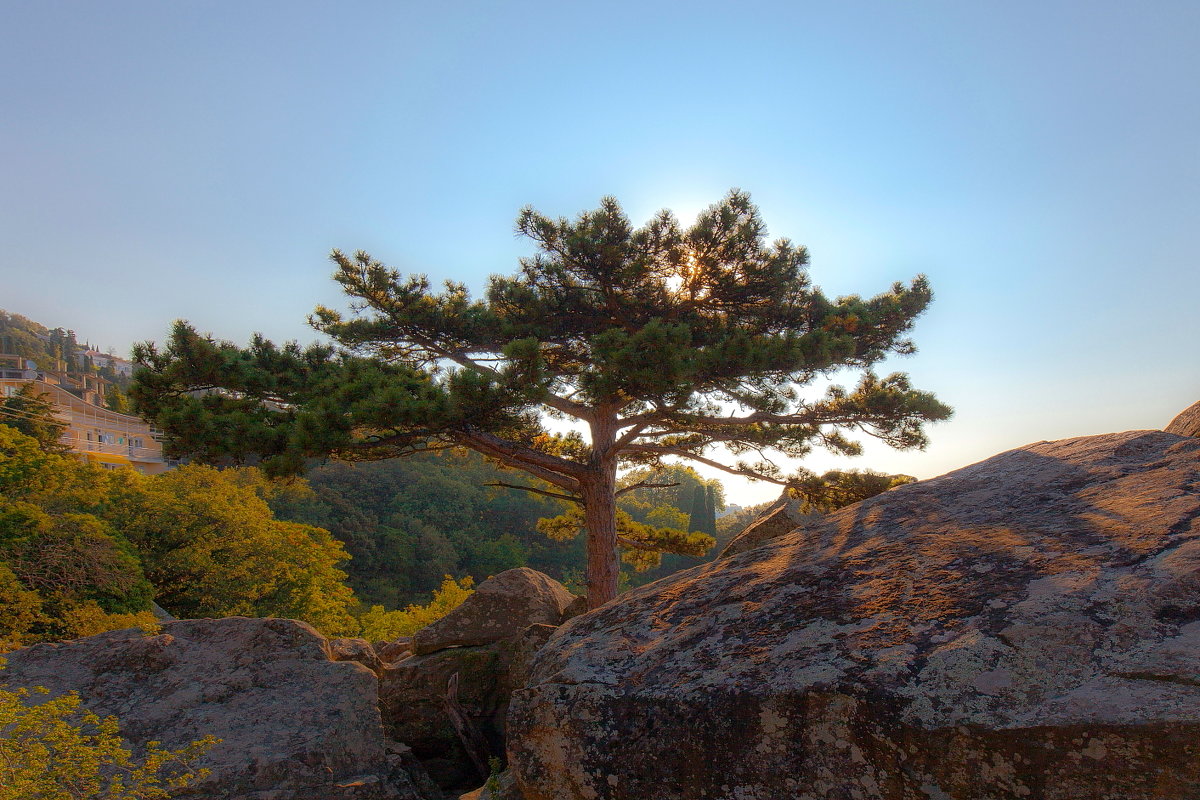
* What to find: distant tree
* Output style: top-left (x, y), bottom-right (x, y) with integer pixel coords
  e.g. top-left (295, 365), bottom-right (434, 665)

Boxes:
top-left (0, 385), bottom-right (70, 454)
top-left (132, 191), bottom-right (951, 608)
top-left (104, 387), bottom-right (131, 414)
top-left (105, 465), bottom-right (360, 635)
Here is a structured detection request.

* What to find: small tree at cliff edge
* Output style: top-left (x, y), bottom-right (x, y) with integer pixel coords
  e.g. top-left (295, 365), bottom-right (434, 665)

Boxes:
top-left (131, 191), bottom-right (951, 609)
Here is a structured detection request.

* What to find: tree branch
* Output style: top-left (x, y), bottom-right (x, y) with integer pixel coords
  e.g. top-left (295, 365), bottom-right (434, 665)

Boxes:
top-left (404, 331), bottom-right (595, 422)
top-left (617, 535), bottom-right (659, 551)
top-left (614, 481), bottom-right (680, 498)
top-left (485, 482), bottom-right (581, 505)
top-left (455, 427), bottom-right (587, 490)
top-left (625, 444), bottom-right (788, 485)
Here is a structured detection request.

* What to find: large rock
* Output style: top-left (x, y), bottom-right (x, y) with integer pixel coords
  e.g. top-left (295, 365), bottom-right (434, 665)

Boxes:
top-left (330, 637), bottom-right (385, 674)
top-left (719, 489), bottom-right (822, 558)
top-left (1166, 400), bottom-right (1200, 437)
top-left (382, 623), bottom-right (556, 790)
top-left (2, 617), bottom-right (435, 800)
top-left (411, 568), bottom-right (574, 656)
top-left (509, 430), bottom-right (1200, 800)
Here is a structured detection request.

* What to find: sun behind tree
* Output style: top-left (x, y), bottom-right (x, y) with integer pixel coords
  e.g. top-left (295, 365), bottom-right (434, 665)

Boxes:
top-left (133, 191), bottom-right (951, 608)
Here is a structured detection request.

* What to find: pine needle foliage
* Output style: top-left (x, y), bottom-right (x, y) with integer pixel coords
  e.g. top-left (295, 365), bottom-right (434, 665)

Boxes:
top-left (132, 191), bottom-right (950, 607)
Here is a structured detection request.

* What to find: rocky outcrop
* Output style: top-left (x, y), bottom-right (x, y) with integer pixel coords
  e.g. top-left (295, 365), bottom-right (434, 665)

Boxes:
top-left (376, 637), bottom-right (414, 665)
top-left (719, 489), bottom-right (822, 558)
top-left (509, 430), bottom-right (1200, 800)
top-left (2, 617), bottom-right (436, 800)
top-left (411, 568), bottom-right (575, 656)
top-left (1166, 400), bottom-right (1200, 437)
top-left (369, 568), bottom-right (575, 791)
top-left (382, 623), bottom-right (557, 789)
top-left (330, 637), bottom-right (385, 674)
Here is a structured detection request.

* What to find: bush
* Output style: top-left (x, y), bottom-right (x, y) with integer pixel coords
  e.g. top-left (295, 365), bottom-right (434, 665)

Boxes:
top-left (0, 675), bottom-right (216, 799)
top-left (358, 575), bottom-right (473, 641)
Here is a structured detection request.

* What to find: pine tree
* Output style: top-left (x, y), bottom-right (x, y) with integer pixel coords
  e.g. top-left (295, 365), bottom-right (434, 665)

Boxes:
top-left (131, 191), bottom-right (951, 608)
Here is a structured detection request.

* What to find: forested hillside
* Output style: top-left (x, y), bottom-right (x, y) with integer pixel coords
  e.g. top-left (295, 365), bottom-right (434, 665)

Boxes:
top-left (0, 308), bottom-right (133, 394)
top-left (270, 452), bottom-right (727, 607)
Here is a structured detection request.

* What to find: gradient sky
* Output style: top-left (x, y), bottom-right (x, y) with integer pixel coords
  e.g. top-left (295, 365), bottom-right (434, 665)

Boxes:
top-left (3, 1), bottom-right (1197, 504)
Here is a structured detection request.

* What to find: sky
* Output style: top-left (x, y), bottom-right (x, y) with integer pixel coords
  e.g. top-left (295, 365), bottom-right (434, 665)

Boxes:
top-left (3, 1), bottom-right (1198, 505)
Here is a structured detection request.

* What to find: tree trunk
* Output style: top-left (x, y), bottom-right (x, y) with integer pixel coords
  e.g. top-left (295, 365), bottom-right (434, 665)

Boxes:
top-left (581, 470), bottom-right (619, 609)
top-left (582, 413), bottom-right (619, 609)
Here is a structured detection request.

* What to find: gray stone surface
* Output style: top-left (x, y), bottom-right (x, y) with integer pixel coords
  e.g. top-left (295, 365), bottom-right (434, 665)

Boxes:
top-left (718, 488), bottom-right (823, 558)
top-left (376, 637), bottom-right (413, 665)
top-left (381, 623), bottom-right (557, 790)
top-left (509, 430), bottom-right (1200, 800)
top-left (411, 568), bottom-right (574, 656)
top-left (1166, 400), bottom-right (1200, 437)
top-left (330, 637), bottom-right (385, 674)
top-left (2, 617), bottom-right (434, 800)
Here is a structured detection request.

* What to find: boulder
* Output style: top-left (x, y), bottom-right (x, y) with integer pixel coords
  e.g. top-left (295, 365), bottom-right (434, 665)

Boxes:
top-left (2, 617), bottom-right (435, 800)
top-left (719, 489), bottom-right (823, 558)
top-left (1166, 400), bottom-right (1200, 437)
top-left (411, 568), bottom-right (574, 656)
top-left (509, 430), bottom-right (1200, 800)
top-left (376, 637), bottom-right (414, 664)
top-left (381, 623), bottom-right (557, 790)
top-left (559, 594), bottom-right (589, 621)
top-left (330, 637), bottom-right (385, 674)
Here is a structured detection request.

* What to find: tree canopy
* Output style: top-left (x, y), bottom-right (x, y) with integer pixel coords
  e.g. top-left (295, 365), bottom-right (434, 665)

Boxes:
top-left (0, 425), bottom-right (359, 647)
top-left (0, 385), bottom-right (71, 454)
top-left (132, 191), bottom-right (951, 607)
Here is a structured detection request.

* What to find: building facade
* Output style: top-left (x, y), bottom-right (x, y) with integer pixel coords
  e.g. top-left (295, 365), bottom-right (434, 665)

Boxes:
top-left (0, 355), bottom-right (169, 474)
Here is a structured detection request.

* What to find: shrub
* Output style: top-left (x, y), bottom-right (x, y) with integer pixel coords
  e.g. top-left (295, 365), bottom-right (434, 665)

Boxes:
top-left (358, 575), bottom-right (473, 641)
top-left (0, 675), bottom-right (216, 799)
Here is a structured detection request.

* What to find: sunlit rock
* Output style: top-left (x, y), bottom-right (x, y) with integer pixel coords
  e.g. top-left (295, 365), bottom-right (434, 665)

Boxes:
top-left (510, 430), bottom-right (1200, 800)
top-left (3, 617), bottom-right (436, 800)
top-left (1166, 400), bottom-right (1200, 437)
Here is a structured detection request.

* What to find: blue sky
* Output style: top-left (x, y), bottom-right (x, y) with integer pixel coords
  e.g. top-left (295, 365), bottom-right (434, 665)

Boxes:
top-left (3, 1), bottom-right (1197, 503)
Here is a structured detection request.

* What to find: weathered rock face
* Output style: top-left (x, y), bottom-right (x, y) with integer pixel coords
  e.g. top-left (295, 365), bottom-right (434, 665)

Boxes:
top-left (719, 489), bottom-right (823, 558)
top-left (509, 430), bottom-right (1200, 800)
top-left (3, 618), bottom-right (435, 800)
top-left (376, 637), bottom-right (414, 665)
top-left (411, 567), bottom-right (575, 656)
top-left (330, 637), bottom-right (385, 674)
top-left (382, 623), bottom-right (557, 789)
top-left (1166, 400), bottom-right (1200, 437)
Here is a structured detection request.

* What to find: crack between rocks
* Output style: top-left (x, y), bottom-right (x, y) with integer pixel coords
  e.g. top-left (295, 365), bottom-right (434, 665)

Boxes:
top-left (1111, 671), bottom-right (1200, 688)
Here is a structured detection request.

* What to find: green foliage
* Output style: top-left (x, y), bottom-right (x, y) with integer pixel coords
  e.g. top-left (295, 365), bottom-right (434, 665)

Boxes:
top-left (357, 575), bottom-right (473, 641)
top-left (0, 501), bottom-right (153, 617)
top-left (0, 385), bottom-right (70, 454)
top-left (132, 192), bottom-right (951, 605)
top-left (104, 387), bottom-right (132, 414)
top-left (0, 310), bottom-right (84, 373)
top-left (270, 450), bottom-right (581, 607)
top-left (788, 469), bottom-right (916, 513)
top-left (0, 426), bottom-right (360, 643)
top-left (0, 563), bottom-right (42, 651)
top-left (104, 465), bottom-right (360, 636)
top-left (536, 503), bottom-right (713, 573)
top-left (0, 677), bottom-right (216, 799)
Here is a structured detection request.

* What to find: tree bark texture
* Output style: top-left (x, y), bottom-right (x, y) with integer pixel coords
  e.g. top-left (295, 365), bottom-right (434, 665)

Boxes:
top-left (583, 414), bottom-right (619, 609)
